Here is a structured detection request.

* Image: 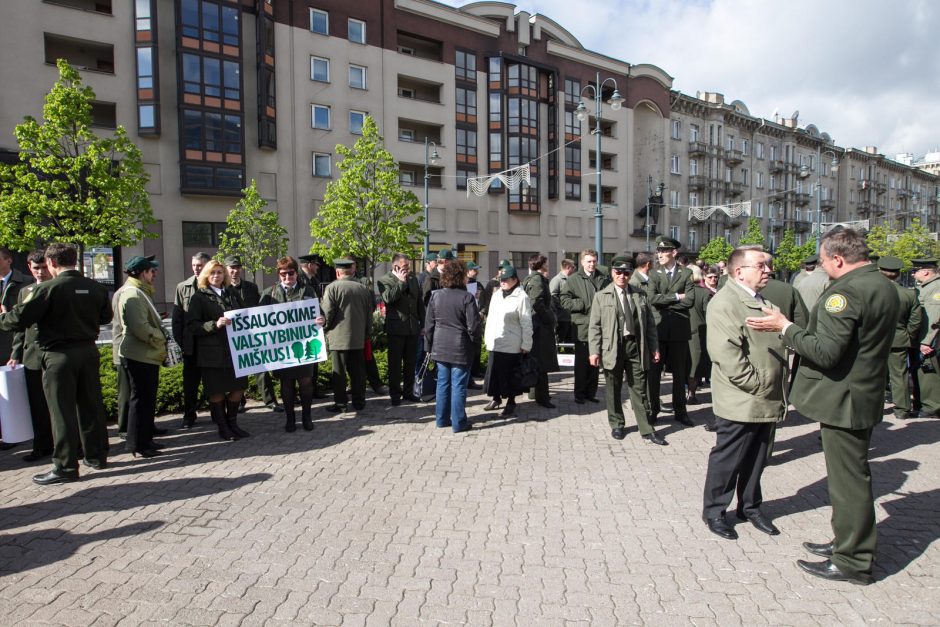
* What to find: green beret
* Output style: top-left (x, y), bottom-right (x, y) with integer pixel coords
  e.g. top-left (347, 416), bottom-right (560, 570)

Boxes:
top-left (124, 255), bottom-right (159, 273)
top-left (877, 256), bottom-right (903, 272)
top-left (425, 252), bottom-right (439, 262)
top-left (298, 254), bottom-right (320, 264)
top-left (438, 248), bottom-right (457, 261)
top-left (332, 258), bottom-right (355, 268)
top-left (498, 266), bottom-right (517, 280)
top-left (465, 261), bottom-right (480, 270)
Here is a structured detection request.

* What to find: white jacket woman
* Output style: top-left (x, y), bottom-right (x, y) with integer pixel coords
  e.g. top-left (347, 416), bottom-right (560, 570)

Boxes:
top-left (484, 283), bottom-right (533, 353)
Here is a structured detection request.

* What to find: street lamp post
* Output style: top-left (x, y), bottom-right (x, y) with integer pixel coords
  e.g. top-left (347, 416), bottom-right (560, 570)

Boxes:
top-left (575, 73), bottom-right (623, 259)
top-left (801, 147), bottom-right (839, 253)
top-left (423, 138), bottom-right (440, 259)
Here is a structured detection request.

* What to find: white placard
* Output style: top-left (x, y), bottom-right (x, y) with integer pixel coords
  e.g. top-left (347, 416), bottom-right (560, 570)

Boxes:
top-left (0, 365), bottom-right (33, 443)
top-left (225, 299), bottom-right (328, 377)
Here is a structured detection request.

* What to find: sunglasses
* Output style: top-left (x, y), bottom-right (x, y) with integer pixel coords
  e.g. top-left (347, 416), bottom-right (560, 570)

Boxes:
top-left (612, 269), bottom-right (631, 275)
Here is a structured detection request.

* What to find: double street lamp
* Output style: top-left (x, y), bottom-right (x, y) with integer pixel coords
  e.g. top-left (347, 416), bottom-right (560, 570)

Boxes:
top-left (423, 138), bottom-right (440, 259)
top-left (575, 73), bottom-right (623, 259)
top-left (800, 148), bottom-right (839, 253)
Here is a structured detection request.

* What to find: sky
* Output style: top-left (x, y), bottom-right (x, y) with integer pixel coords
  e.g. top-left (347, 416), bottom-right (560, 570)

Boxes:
top-left (446, 0), bottom-right (940, 161)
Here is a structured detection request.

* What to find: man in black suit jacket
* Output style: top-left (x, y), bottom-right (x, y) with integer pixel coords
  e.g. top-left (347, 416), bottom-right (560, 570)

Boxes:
top-left (0, 246), bottom-right (35, 448)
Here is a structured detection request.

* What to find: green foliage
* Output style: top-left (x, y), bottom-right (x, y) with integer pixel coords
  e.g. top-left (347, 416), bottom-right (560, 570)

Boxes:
top-left (698, 237), bottom-right (734, 265)
top-left (99, 346), bottom-right (187, 420)
top-left (738, 217), bottom-right (766, 247)
top-left (867, 218), bottom-right (940, 271)
top-left (309, 116), bottom-right (425, 282)
top-left (774, 230), bottom-right (816, 272)
top-left (0, 60), bottom-right (153, 254)
top-left (216, 179), bottom-right (288, 277)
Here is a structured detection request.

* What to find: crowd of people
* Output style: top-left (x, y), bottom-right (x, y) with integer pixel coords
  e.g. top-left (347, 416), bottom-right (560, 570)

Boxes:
top-left (0, 226), bottom-right (935, 585)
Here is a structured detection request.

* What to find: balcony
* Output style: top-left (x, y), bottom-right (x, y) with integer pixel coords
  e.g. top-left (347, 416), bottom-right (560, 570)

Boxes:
top-left (793, 219), bottom-right (812, 233)
top-left (399, 163), bottom-right (442, 189)
top-left (876, 182), bottom-right (887, 194)
top-left (820, 198), bottom-right (836, 210)
top-left (858, 179), bottom-right (873, 191)
top-left (873, 204), bottom-right (886, 216)
top-left (707, 177), bottom-right (723, 190)
top-left (857, 200), bottom-right (872, 215)
top-left (724, 149), bottom-right (743, 165)
top-left (897, 188), bottom-right (911, 198)
top-left (768, 160), bottom-right (785, 173)
top-left (725, 181), bottom-right (744, 196)
top-left (689, 141), bottom-right (707, 156)
top-left (397, 119), bottom-right (442, 145)
top-left (794, 192), bottom-right (811, 205)
top-left (396, 31), bottom-right (443, 62)
top-left (45, 0), bottom-right (113, 14)
top-left (688, 175), bottom-right (707, 189)
top-left (44, 33), bottom-right (114, 73)
top-left (397, 75), bottom-right (442, 104)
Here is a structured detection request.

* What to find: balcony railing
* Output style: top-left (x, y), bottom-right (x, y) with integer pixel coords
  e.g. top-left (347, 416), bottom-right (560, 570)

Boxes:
top-left (725, 181), bottom-right (744, 196)
top-left (793, 219), bottom-right (812, 232)
top-left (688, 175), bottom-right (707, 189)
top-left (689, 141), bottom-right (707, 155)
top-left (857, 201), bottom-right (872, 214)
top-left (724, 149), bottom-right (743, 165)
top-left (794, 192), bottom-right (811, 205)
top-left (820, 198), bottom-right (836, 210)
top-left (768, 160), bottom-right (785, 173)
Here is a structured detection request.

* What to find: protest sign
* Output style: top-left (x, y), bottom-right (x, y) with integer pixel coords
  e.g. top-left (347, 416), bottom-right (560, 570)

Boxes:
top-left (225, 299), bottom-right (327, 377)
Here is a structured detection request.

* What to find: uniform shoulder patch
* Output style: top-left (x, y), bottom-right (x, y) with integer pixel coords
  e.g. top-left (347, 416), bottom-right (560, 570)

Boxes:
top-left (824, 293), bottom-right (847, 313)
top-left (932, 292), bottom-right (940, 301)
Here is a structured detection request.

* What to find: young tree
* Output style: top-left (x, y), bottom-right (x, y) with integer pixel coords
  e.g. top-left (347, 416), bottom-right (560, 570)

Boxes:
top-left (698, 236), bottom-right (734, 266)
top-left (216, 179), bottom-right (288, 280)
top-left (309, 116), bottom-right (424, 283)
top-left (738, 216), bottom-right (766, 248)
top-left (774, 230), bottom-right (816, 273)
top-left (0, 60), bottom-right (153, 260)
top-left (880, 218), bottom-right (940, 271)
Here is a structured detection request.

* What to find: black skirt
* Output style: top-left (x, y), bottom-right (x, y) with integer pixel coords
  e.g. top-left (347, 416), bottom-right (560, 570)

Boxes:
top-left (484, 351), bottom-right (522, 398)
top-left (202, 367), bottom-right (248, 395)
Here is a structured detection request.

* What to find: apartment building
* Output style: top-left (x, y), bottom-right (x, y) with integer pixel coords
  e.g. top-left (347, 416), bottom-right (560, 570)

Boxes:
top-left (1, 0), bottom-right (936, 303)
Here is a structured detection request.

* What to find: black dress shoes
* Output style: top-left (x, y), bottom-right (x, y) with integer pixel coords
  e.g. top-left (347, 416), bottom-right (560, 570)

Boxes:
top-left (82, 459), bottom-right (107, 470)
top-left (180, 415), bottom-right (196, 429)
top-left (23, 450), bottom-right (52, 462)
top-left (796, 559), bottom-right (873, 585)
top-left (675, 414), bottom-right (694, 427)
top-left (153, 427), bottom-right (169, 435)
top-left (704, 515), bottom-right (738, 540)
top-left (802, 540), bottom-right (834, 557)
top-left (642, 432), bottom-right (668, 446)
top-left (610, 427), bottom-right (627, 440)
top-left (325, 404), bottom-right (347, 413)
top-left (536, 401), bottom-right (556, 409)
top-left (500, 403), bottom-right (516, 417)
top-left (574, 396), bottom-right (586, 404)
top-left (390, 397), bottom-right (401, 407)
top-left (742, 513), bottom-right (780, 536)
top-left (33, 469), bottom-right (80, 485)
top-left (267, 403), bottom-right (285, 413)
top-left (585, 396), bottom-right (600, 403)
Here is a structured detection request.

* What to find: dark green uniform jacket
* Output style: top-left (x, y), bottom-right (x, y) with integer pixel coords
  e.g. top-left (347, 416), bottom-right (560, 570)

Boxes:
top-left (0, 269), bottom-right (111, 347)
top-left (785, 264), bottom-right (900, 429)
top-left (522, 272), bottom-right (559, 373)
top-left (172, 276), bottom-right (199, 353)
top-left (560, 269), bottom-right (611, 342)
top-left (322, 277), bottom-right (373, 351)
top-left (761, 278), bottom-right (809, 329)
top-left (230, 279), bottom-right (261, 308)
top-left (377, 271), bottom-right (424, 336)
top-left (10, 283), bottom-right (44, 369)
top-left (891, 283), bottom-right (923, 349)
top-left (186, 287), bottom-right (244, 369)
top-left (588, 282), bottom-right (658, 371)
top-left (422, 268), bottom-right (441, 306)
top-left (298, 272), bottom-right (323, 299)
top-left (649, 265), bottom-right (695, 342)
top-left (0, 269), bottom-right (35, 361)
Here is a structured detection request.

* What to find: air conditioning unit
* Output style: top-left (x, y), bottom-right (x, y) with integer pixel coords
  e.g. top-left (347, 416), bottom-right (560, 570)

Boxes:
top-left (398, 87), bottom-right (415, 99)
top-left (397, 46), bottom-right (416, 56)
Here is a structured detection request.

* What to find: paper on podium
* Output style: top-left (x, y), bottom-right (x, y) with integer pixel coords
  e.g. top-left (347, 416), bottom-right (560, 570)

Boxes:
top-left (0, 365), bottom-right (33, 443)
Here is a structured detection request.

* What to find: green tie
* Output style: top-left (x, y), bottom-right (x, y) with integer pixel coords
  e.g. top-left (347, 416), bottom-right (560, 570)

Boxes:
top-left (622, 288), bottom-right (636, 336)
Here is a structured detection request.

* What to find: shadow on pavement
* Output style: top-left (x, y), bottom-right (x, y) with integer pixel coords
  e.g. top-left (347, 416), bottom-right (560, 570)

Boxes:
top-left (876, 487), bottom-right (940, 579)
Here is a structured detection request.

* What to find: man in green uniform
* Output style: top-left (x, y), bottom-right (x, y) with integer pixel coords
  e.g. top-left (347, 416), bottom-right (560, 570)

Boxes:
top-left (588, 255), bottom-right (665, 445)
top-left (795, 254), bottom-right (830, 309)
top-left (878, 257), bottom-right (924, 419)
top-left (321, 258), bottom-right (373, 412)
top-left (377, 253), bottom-right (424, 406)
top-left (561, 248), bottom-right (610, 404)
top-left (172, 251), bottom-right (210, 428)
top-left (911, 258), bottom-right (940, 417)
top-left (648, 236), bottom-right (696, 426)
top-left (0, 243), bottom-right (112, 485)
top-left (747, 228), bottom-right (899, 585)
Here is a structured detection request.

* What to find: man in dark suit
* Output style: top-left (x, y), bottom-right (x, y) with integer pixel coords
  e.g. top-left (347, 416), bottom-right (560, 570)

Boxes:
top-left (647, 236), bottom-right (695, 426)
top-left (878, 256), bottom-right (924, 419)
top-left (747, 228), bottom-right (899, 585)
top-left (0, 246), bottom-right (35, 449)
top-left (172, 251), bottom-right (210, 428)
top-left (377, 253), bottom-right (424, 406)
top-left (560, 249), bottom-right (610, 404)
top-left (226, 256), bottom-right (282, 413)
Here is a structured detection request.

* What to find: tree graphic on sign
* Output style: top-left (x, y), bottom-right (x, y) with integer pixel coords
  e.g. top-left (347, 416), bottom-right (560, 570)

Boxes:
top-left (307, 338), bottom-right (322, 360)
top-left (291, 342), bottom-right (304, 361)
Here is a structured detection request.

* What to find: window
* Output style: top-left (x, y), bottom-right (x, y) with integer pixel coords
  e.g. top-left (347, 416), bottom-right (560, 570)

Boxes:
top-left (182, 221), bottom-right (227, 246)
top-left (688, 229), bottom-right (697, 250)
top-left (770, 145), bottom-right (777, 160)
top-left (755, 201), bottom-right (763, 217)
top-left (310, 8), bottom-right (328, 34)
top-left (689, 159), bottom-right (698, 176)
top-left (689, 124), bottom-right (699, 142)
top-left (349, 64), bottom-right (366, 89)
top-left (756, 142), bottom-right (764, 159)
top-left (741, 139), bottom-right (749, 156)
top-left (455, 87), bottom-right (477, 120)
top-left (726, 135), bottom-right (735, 150)
top-left (181, 109), bottom-right (241, 154)
top-left (313, 152), bottom-right (331, 177)
top-left (457, 128), bottom-right (477, 160)
top-left (179, 0), bottom-right (239, 45)
top-left (795, 233), bottom-right (802, 246)
top-left (348, 18), bottom-right (365, 44)
top-left (399, 128), bottom-right (415, 142)
top-left (456, 167), bottom-right (475, 190)
top-left (310, 56), bottom-right (329, 82)
top-left (756, 172), bottom-right (763, 188)
top-left (181, 54), bottom-right (240, 100)
top-left (689, 192), bottom-right (699, 207)
top-left (565, 181), bottom-right (581, 200)
top-left (137, 47), bottom-right (153, 89)
top-left (139, 104), bottom-right (155, 129)
top-left (670, 155), bottom-right (680, 175)
top-left (669, 190), bottom-right (679, 208)
top-left (89, 101), bottom-right (117, 128)
top-left (670, 226), bottom-right (680, 241)
top-left (564, 78), bottom-right (580, 106)
top-left (671, 119), bottom-right (681, 140)
top-left (455, 49), bottom-right (476, 81)
top-left (349, 110), bottom-right (366, 135)
top-left (741, 168), bottom-right (749, 185)
top-left (311, 104), bottom-right (330, 129)
top-left (399, 171), bottom-right (415, 186)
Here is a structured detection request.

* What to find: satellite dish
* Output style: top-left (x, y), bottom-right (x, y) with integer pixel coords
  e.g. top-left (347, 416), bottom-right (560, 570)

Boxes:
top-left (791, 109), bottom-right (799, 120)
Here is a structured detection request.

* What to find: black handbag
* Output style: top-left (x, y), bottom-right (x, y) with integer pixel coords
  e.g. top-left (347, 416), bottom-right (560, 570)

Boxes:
top-left (413, 352), bottom-right (436, 401)
top-left (513, 352), bottom-right (540, 391)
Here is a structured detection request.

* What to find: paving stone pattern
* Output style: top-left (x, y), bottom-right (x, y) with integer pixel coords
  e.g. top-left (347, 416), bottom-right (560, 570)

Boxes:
top-left (1, 373), bottom-right (939, 625)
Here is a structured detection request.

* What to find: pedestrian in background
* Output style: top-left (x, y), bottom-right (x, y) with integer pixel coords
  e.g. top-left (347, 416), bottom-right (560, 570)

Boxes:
top-left (321, 258), bottom-right (373, 413)
top-left (877, 256), bottom-right (924, 419)
top-left (186, 259), bottom-right (248, 441)
top-left (522, 254), bottom-right (558, 409)
top-left (550, 258), bottom-right (576, 345)
top-left (687, 264), bottom-right (716, 405)
top-left (172, 251), bottom-right (210, 429)
top-left (378, 252), bottom-right (424, 407)
top-left (483, 265), bottom-right (533, 417)
top-left (112, 255), bottom-right (166, 458)
top-left (424, 261), bottom-right (480, 432)
top-left (561, 249), bottom-right (609, 404)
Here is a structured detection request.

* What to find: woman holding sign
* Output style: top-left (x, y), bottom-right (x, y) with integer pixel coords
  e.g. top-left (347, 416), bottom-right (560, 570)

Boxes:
top-left (260, 256), bottom-right (319, 432)
top-left (186, 260), bottom-right (248, 441)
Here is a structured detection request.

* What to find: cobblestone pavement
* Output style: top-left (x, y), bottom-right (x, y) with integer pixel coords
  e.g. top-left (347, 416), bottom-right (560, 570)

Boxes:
top-left (1, 372), bottom-right (939, 626)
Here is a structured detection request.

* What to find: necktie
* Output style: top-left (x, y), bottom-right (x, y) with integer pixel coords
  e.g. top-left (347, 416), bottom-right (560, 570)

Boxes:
top-left (621, 288), bottom-right (636, 336)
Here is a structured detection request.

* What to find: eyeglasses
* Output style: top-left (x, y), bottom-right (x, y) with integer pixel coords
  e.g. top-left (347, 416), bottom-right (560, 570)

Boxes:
top-left (612, 269), bottom-right (631, 275)
top-left (278, 270), bottom-right (297, 277)
top-left (739, 264), bottom-right (768, 271)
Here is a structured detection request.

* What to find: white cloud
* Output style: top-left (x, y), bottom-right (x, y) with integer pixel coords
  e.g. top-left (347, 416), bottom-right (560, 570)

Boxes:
top-left (448, 0), bottom-right (940, 160)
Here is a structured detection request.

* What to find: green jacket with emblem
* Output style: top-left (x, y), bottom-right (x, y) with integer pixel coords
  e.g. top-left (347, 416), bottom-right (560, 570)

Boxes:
top-left (112, 277), bottom-right (167, 366)
top-left (10, 283), bottom-right (43, 369)
top-left (891, 282), bottom-right (924, 349)
top-left (917, 275), bottom-right (940, 346)
top-left (707, 280), bottom-right (788, 423)
top-left (588, 282), bottom-right (658, 371)
top-left (785, 264), bottom-right (900, 429)
top-left (649, 265), bottom-right (695, 342)
top-left (0, 269), bottom-right (111, 349)
top-left (322, 277), bottom-right (373, 350)
top-left (560, 269), bottom-right (611, 342)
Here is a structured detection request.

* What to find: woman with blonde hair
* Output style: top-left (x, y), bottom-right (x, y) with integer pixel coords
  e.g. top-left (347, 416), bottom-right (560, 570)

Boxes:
top-left (186, 259), bottom-right (248, 441)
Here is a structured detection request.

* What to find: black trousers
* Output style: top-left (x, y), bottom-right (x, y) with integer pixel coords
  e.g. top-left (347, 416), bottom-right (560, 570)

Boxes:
top-left (117, 362), bottom-right (130, 432)
top-left (124, 358), bottom-right (159, 453)
top-left (182, 351), bottom-right (202, 418)
top-left (556, 320), bottom-right (573, 345)
top-left (649, 340), bottom-right (689, 417)
top-left (25, 367), bottom-right (53, 454)
top-left (603, 336), bottom-right (653, 434)
top-left (256, 371), bottom-right (276, 405)
top-left (573, 339), bottom-right (599, 400)
top-left (387, 334), bottom-right (418, 400)
top-left (702, 418), bottom-right (773, 519)
top-left (332, 349), bottom-right (366, 409)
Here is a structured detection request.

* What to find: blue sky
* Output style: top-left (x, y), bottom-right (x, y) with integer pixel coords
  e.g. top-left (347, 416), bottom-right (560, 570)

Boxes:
top-left (447, 0), bottom-right (940, 161)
